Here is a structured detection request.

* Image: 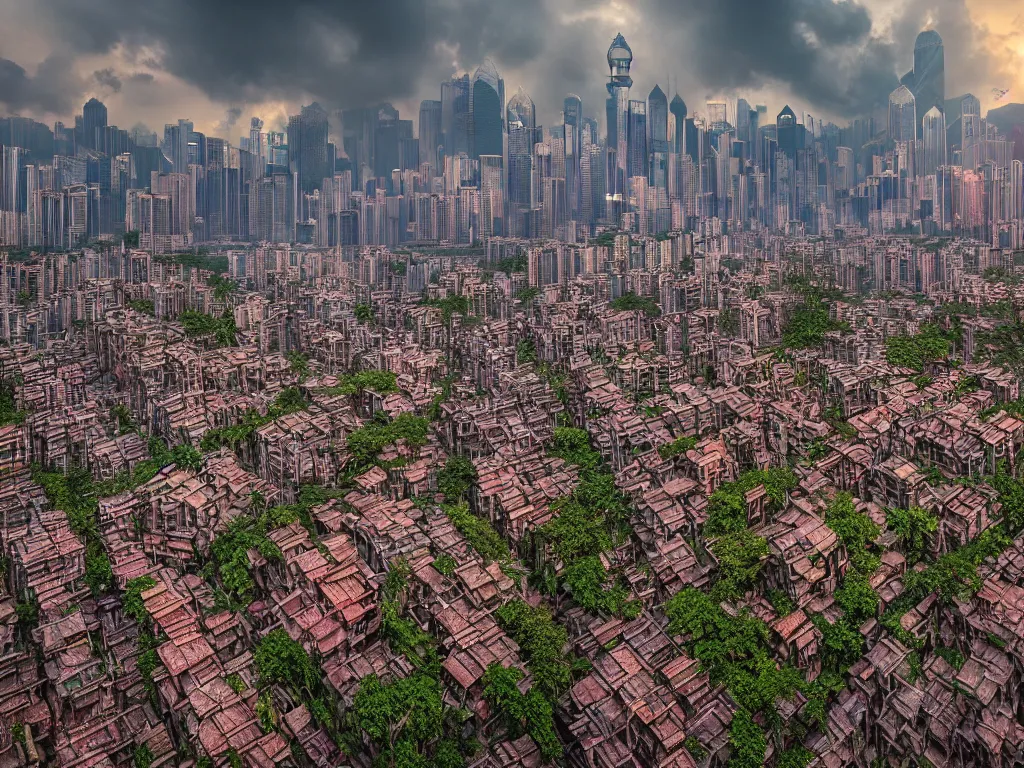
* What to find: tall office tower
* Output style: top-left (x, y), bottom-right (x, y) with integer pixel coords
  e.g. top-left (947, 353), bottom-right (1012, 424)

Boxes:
top-left (648, 85), bottom-right (668, 185)
top-left (164, 120), bottom-right (194, 174)
top-left (888, 86), bottom-right (917, 143)
top-left (0, 146), bottom-right (22, 214)
top-left (1011, 159), bottom-right (1024, 223)
top-left (836, 146), bottom-right (854, 191)
top-left (921, 107), bottom-right (947, 175)
top-left (606, 33), bottom-right (633, 198)
top-left (777, 106), bottom-right (798, 161)
top-left (736, 98), bottom-right (752, 146)
top-left (564, 94), bottom-right (583, 222)
top-left (670, 95), bottom-right (687, 155)
top-left (252, 174), bottom-right (293, 243)
top-left (471, 60), bottom-right (504, 162)
top-left (152, 171), bottom-right (194, 239)
top-left (479, 155), bottom-right (504, 236)
top-left (288, 102), bottom-right (329, 196)
top-left (961, 93), bottom-right (982, 170)
top-left (205, 138), bottom-right (228, 240)
top-left (418, 100), bottom-right (442, 176)
top-left (627, 100), bottom-right (648, 180)
top-left (249, 118), bottom-right (265, 178)
top-left (442, 74), bottom-right (471, 160)
top-left (373, 104), bottom-right (401, 183)
top-left (583, 143), bottom-right (605, 226)
top-left (507, 88), bottom-right (536, 237)
top-left (910, 30), bottom-right (945, 138)
top-left (82, 98), bottom-right (107, 151)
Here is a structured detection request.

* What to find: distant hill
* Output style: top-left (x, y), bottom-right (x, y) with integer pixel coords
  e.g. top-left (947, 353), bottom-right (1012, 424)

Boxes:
top-left (987, 102), bottom-right (1024, 134)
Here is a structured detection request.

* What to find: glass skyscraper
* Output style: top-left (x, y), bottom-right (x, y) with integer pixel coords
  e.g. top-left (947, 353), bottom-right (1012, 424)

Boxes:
top-left (912, 31), bottom-right (945, 138)
top-left (471, 59), bottom-right (504, 163)
top-left (647, 85), bottom-right (668, 193)
top-left (888, 85), bottom-right (917, 144)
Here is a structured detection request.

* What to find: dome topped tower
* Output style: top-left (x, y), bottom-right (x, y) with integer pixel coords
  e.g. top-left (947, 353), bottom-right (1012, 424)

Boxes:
top-left (607, 33), bottom-right (633, 86)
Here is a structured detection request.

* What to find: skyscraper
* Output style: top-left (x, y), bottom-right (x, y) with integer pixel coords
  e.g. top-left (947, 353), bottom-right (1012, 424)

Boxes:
top-left (471, 60), bottom-right (504, 163)
top-left (961, 93), bottom-right (982, 170)
top-left (911, 31), bottom-right (944, 138)
top-left (888, 85), bottom-right (917, 143)
top-left (442, 74), bottom-right (471, 160)
top-left (606, 33), bottom-right (633, 198)
top-left (418, 100), bottom-right (442, 176)
top-left (564, 94), bottom-right (583, 221)
top-left (777, 106), bottom-right (797, 160)
top-left (507, 88), bottom-right (537, 236)
top-left (627, 100), bottom-right (648, 180)
top-left (921, 106), bottom-right (947, 175)
top-left (647, 85), bottom-right (668, 194)
top-left (670, 95), bottom-right (687, 155)
top-left (82, 98), bottom-right (108, 151)
top-left (288, 102), bottom-right (329, 196)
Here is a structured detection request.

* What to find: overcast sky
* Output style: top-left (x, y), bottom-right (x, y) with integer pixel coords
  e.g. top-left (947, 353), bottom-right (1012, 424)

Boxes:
top-left (0, 0), bottom-right (1021, 142)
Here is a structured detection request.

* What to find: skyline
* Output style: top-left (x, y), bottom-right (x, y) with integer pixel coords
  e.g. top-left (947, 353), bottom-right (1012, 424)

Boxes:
top-left (0, 0), bottom-right (1021, 137)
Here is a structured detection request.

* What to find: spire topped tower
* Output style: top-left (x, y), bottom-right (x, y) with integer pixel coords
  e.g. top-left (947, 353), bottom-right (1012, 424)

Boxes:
top-left (606, 33), bottom-right (633, 199)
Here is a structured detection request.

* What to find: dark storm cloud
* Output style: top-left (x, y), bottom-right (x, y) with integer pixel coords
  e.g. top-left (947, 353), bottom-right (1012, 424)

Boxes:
top-left (642, 0), bottom-right (901, 116)
top-left (0, 54), bottom-right (80, 115)
top-left (93, 67), bottom-right (122, 92)
top-left (36, 0), bottom-right (558, 112)
top-left (9, 0), bottom-right (1007, 126)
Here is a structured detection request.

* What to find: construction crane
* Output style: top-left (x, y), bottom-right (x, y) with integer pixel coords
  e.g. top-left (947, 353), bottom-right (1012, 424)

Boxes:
top-left (993, 87), bottom-right (1011, 102)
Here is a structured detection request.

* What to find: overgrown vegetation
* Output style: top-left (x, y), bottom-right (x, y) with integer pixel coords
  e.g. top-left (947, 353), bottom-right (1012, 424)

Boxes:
top-left (179, 310), bottom-right (237, 347)
top-left (886, 505), bottom-right (938, 564)
top-left (127, 299), bottom-right (155, 316)
top-left (703, 468), bottom-right (797, 537)
top-left (0, 377), bottom-right (26, 426)
top-left (254, 629), bottom-right (337, 735)
top-left (495, 600), bottom-right (587, 701)
top-left (421, 294), bottom-right (470, 323)
top-left (346, 413), bottom-right (430, 472)
top-left (437, 456), bottom-right (477, 502)
top-left (208, 503), bottom-right (300, 605)
top-left (609, 293), bottom-right (661, 317)
top-left (538, 430), bottom-right (639, 618)
top-left (482, 663), bottom-right (562, 761)
top-left (200, 387), bottom-right (308, 452)
top-left (782, 302), bottom-right (850, 349)
top-left (657, 435), bottom-right (697, 460)
top-left (33, 467), bottom-right (114, 596)
top-left (319, 369), bottom-right (397, 397)
top-left (443, 502), bottom-right (510, 564)
top-left (884, 323), bottom-right (950, 372)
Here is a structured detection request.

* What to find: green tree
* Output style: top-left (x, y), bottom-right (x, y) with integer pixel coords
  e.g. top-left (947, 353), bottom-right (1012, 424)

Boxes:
top-left (548, 427), bottom-right (600, 470)
top-left (727, 709), bottom-right (766, 768)
top-left (824, 492), bottom-right (880, 573)
top-left (122, 575), bottom-right (157, 624)
top-left (437, 456), bottom-right (477, 502)
top-left (354, 303), bottom-right (373, 324)
top-left (171, 444), bottom-right (204, 472)
top-left (254, 629), bottom-right (321, 694)
top-left (834, 570), bottom-right (879, 623)
top-left (482, 664), bottom-right (562, 762)
top-left (886, 505), bottom-right (938, 563)
top-left (286, 351), bottom-right (310, 379)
